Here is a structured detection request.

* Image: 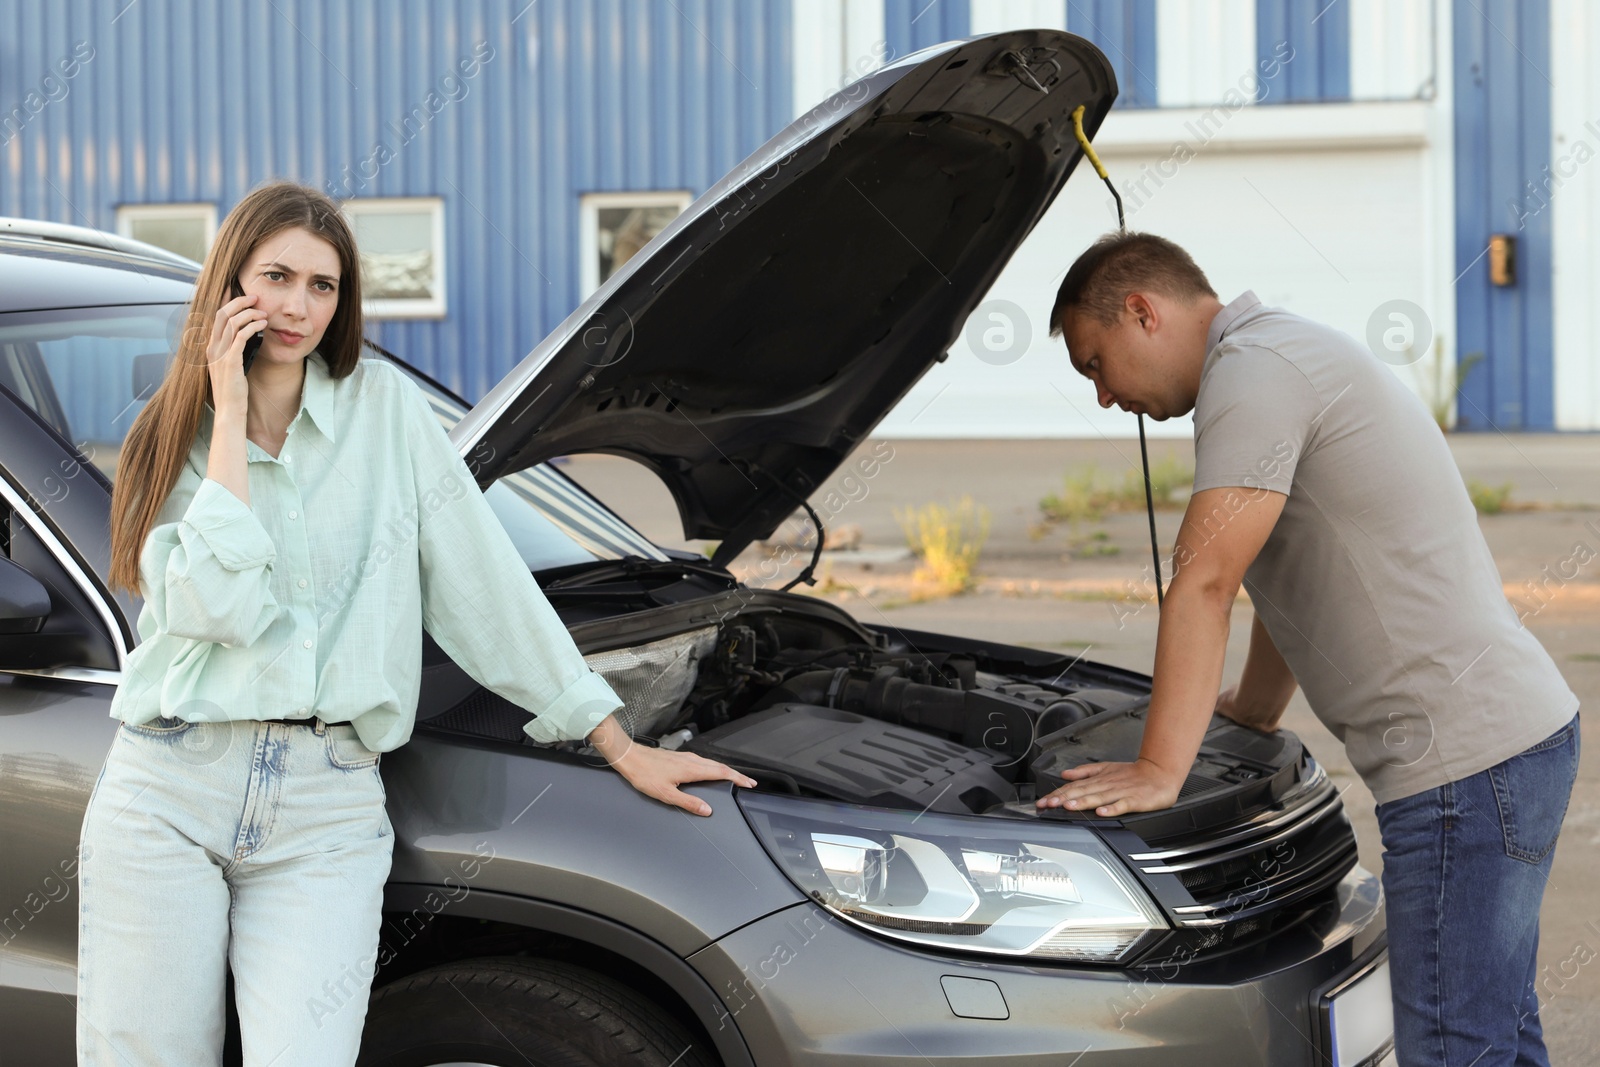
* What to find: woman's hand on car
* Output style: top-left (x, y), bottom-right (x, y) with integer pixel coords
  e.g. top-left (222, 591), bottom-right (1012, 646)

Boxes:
top-left (206, 292), bottom-right (267, 418)
top-left (610, 745), bottom-right (758, 817)
top-left (586, 713), bottom-right (756, 816)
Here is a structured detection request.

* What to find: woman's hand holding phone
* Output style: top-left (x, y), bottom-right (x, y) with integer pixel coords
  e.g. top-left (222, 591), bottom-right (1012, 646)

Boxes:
top-left (202, 292), bottom-right (267, 507)
top-left (206, 292), bottom-right (268, 420)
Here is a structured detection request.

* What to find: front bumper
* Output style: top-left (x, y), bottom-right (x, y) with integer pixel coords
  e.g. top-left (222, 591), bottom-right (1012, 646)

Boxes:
top-left (688, 864), bottom-right (1388, 1066)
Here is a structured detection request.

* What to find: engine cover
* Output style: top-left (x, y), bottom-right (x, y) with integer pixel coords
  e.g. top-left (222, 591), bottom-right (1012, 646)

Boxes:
top-left (685, 703), bottom-right (1015, 814)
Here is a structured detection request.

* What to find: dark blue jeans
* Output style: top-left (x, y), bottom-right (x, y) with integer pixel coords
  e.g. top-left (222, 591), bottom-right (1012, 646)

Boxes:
top-left (1375, 712), bottom-right (1580, 1067)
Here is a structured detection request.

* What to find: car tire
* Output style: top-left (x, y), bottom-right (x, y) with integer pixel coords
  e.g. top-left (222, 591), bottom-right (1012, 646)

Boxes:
top-left (357, 957), bottom-right (717, 1067)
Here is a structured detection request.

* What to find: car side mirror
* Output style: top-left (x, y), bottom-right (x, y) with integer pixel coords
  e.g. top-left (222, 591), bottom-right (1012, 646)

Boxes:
top-left (0, 555), bottom-right (52, 635)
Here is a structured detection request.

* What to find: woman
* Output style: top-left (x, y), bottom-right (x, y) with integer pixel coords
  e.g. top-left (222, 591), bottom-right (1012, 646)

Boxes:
top-left (79, 179), bottom-right (754, 1067)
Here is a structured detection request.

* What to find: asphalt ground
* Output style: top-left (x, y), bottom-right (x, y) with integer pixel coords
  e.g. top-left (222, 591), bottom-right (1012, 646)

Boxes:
top-left (561, 434), bottom-right (1599, 1062)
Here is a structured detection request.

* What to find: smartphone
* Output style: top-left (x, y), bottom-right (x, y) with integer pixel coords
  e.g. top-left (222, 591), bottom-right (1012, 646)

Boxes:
top-left (242, 331), bottom-right (263, 376)
top-left (230, 280), bottom-right (263, 375)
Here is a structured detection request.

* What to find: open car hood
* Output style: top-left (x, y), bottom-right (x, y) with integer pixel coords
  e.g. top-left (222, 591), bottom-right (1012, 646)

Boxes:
top-left (452, 29), bottom-right (1117, 564)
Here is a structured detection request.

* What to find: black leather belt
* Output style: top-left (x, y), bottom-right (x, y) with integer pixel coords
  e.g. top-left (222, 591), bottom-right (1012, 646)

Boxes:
top-left (260, 716), bottom-right (321, 725)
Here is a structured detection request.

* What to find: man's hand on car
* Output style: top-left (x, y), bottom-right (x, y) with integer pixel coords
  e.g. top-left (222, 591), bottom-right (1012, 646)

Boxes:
top-left (1214, 683), bottom-right (1284, 734)
top-left (1036, 682), bottom-right (1289, 816)
top-left (1035, 488), bottom-right (1290, 819)
top-left (1035, 755), bottom-right (1186, 817)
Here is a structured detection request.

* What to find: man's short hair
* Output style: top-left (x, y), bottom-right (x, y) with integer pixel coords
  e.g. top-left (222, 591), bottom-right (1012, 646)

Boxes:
top-left (1048, 231), bottom-right (1217, 337)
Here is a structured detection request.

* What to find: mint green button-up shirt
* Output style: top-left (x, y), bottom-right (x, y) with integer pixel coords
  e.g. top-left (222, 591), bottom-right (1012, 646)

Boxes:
top-left (107, 350), bottom-right (624, 751)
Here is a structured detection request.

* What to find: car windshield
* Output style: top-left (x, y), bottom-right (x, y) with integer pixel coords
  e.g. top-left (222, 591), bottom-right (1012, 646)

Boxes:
top-left (0, 302), bottom-right (666, 571)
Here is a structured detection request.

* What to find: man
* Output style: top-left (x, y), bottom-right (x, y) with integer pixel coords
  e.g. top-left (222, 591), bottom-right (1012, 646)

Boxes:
top-left (1038, 230), bottom-right (1580, 1067)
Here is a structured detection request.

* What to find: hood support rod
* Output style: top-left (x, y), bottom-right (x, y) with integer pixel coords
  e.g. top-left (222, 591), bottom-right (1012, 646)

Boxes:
top-left (741, 462), bottom-right (827, 593)
top-left (1072, 104), bottom-right (1165, 610)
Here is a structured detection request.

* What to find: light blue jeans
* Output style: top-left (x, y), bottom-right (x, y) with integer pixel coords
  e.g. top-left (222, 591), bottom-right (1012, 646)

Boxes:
top-left (76, 715), bottom-right (393, 1066)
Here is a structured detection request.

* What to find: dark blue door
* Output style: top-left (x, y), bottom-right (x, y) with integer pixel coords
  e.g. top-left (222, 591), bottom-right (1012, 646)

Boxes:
top-left (1452, 0), bottom-right (1553, 430)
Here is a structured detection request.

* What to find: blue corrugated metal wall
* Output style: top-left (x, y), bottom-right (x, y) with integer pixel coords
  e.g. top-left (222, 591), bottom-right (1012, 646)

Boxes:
top-left (1068, 0), bottom-right (1158, 108)
top-left (885, 0), bottom-right (971, 59)
top-left (0, 0), bottom-right (792, 405)
top-left (1256, 0), bottom-right (1349, 103)
top-left (882, 0), bottom-right (1160, 109)
top-left (8, 2), bottom-right (1539, 435)
top-left (1452, 0), bottom-right (1553, 430)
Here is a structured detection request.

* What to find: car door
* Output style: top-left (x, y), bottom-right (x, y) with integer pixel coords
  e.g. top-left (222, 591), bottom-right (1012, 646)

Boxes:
top-left (0, 307), bottom-right (158, 1065)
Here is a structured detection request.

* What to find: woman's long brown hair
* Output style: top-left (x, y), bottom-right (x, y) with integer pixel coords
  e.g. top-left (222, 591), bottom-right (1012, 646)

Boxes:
top-left (108, 180), bottom-right (366, 598)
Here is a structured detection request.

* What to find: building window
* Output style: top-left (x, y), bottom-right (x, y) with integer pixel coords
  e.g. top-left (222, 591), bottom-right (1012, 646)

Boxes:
top-left (115, 203), bottom-right (216, 263)
top-left (579, 191), bottom-right (692, 297)
top-left (341, 197), bottom-right (446, 319)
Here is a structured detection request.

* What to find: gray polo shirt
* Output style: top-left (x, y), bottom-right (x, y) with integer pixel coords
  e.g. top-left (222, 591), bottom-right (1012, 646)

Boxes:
top-left (1190, 291), bottom-right (1578, 804)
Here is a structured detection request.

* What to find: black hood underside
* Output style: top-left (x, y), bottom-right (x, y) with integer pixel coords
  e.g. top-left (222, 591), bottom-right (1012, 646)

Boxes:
top-left (454, 32), bottom-right (1117, 561)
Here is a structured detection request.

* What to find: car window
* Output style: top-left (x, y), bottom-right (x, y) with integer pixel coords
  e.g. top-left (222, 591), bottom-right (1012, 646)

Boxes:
top-left (0, 305), bottom-right (167, 478)
top-left (405, 378), bottom-right (671, 568)
top-left (0, 303), bottom-right (666, 571)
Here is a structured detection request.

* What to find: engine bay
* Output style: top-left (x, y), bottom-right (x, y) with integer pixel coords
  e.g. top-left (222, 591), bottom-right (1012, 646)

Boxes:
top-left (417, 571), bottom-right (1311, 840)
top-left (680, 633), bottom-right (1147, 815)
top-left (553, 600), bottom-right (1309, 836)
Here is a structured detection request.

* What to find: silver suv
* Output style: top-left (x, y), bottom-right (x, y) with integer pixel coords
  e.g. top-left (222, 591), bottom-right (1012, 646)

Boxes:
top-left (0, 29), bottom-right (1393, 1067)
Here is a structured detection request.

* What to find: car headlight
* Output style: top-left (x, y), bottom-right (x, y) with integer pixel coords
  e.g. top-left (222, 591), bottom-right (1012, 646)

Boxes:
top-left (739, 792), bottom-right (1167, 963)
